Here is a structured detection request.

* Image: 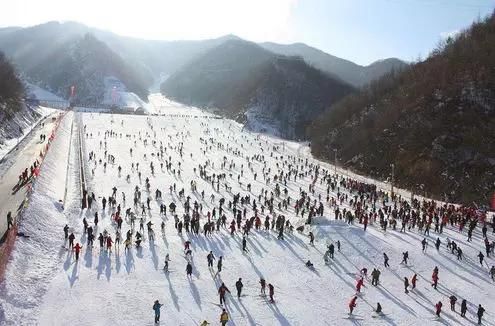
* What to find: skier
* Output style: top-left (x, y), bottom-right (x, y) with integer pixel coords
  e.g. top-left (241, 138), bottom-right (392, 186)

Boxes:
top-left (74, 243), bottom-right (82, 261)
top-left (186, 262), bottom-right (193, 278)
top-left (328, 243), bottom-right (335, 259)
top-left (83, 218), bottom-right (88, 233)
top-left (260, 278), bottom-right (266, 295)
top-left (449, 295), bottom-right (457, 311)
top-left (478, 251), bottom-right (485, 266)
top-left (98, 233), bottom-right (104, 250)
top-left (115, 231), bottom-right (121, 251)
top-left (235, 278), bottom-right (243, 298)
top-left (218, 282), bottom-right (231, 305)
top-left (356, 277), bottom-right (364, 293)
top-left (217, 256), bottom-right (223, 273)
top-left (185, 249), bottom-right (192, 262)
top-left (152, 300), bottom-right (163, 323)
top-left (431, 266), bottom-right (439, 290)
top-left (375, 302), bottom-right (382, 314)
top-left (207, 251), bottom-right (215, 268)
top-left (371, 268), bottom-right (380, 286)
top-left (135, 231), bottom-right (142, 247)
top-left (421, 238), bottom-right (427, 253)
top-left (268, 283), bottom-right (275, 303)
top-left (220, 309), bottom-right (229, 326)
top-left (411, 273), bottom-right (417, 289)
top-left (461, 299), bottom-right (467, 317)
top-left (68, 232), bottom-right (75, 249)
top-left (477, 304), bottom-right (485, 325)
top-left (383, 253), bottom-right (390, 268)
top-left (163, 253), bottom-right (170, 272)
top-left (435, 237), bottom-right (441, 250)
top-left (349, 296), bottom-right (357, 314)
top-left (63, 224), bottom-right (69, 246)
top-left (106, 236), bottom-right (113, 252)
top-left (309, 231), bottom-right (315, 245)
top-left (242, 237), bottom-right (248, 253)
top-left (435, 301), bottom-right (443, 318)
top-left (404, 277), bottom-right (409, 294)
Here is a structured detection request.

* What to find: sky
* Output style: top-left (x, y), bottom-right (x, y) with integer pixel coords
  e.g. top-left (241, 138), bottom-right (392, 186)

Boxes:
top-left (1, 0), bottom-right (493, 65)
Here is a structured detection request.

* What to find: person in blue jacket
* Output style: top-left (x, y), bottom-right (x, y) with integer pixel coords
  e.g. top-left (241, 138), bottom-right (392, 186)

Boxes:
top-left (153, 300), bottom-right (163, 323)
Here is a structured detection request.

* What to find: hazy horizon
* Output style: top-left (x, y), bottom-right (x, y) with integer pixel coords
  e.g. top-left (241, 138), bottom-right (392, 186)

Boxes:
top-left (1, 0), bottom-right (494, 65)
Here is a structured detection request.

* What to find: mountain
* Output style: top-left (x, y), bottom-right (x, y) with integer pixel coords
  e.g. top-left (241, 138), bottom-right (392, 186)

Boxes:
top-left (0, 52), bottom-right (45, 149)
top-left (161, 39), bottom-right (354, 139)
top-left (0, 21), bottom-right (237, 88)
top-left (29, 33), bottom-right (153, 104)
top-left (0, 52), bottom-right (24, 115)
top-left (309, 13), bottom-right (495, 204)
top-left (0, 22), bottom-right (402, 98)
top-left (260, 42), bottom-right (407, 87)
top-left (0, 23), bottom-right (155, 103)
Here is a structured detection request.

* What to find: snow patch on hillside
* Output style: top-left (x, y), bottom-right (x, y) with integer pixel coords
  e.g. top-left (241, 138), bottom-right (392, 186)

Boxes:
top-left (244, 106), bottom-right (281, 137)
top-left (25, 83), bottom-right (66, 102)
top-left (0, 105), bottom-right (54, 160)
top-left (102, 76), bottom-right (152, 113)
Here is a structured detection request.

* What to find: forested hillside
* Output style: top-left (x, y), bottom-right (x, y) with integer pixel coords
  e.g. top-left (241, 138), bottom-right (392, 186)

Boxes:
top-left (309, 13), bottom-right (495, 204)
top-left (25, 34), bottom-right (151, 104)
top-left (162, 39), bottom-right (354, 139)
top-left (0, 52), bottom-right (24, 116)
top-left (260, 42), bottom-right (407, 88)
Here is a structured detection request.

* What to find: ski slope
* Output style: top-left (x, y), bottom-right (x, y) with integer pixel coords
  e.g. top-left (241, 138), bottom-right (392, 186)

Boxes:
top-left (0, 96), bottom-right (494, 326)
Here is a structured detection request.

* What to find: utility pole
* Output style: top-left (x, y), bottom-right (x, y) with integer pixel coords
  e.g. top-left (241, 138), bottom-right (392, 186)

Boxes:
top-left (391, 163), bottom-right (395, 198)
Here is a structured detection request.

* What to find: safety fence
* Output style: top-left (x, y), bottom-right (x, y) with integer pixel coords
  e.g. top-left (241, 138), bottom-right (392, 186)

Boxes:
top-left (62, 116), bottom-right (75, 206)
top-left (0, 111), bottom-right (68, 281)
top-left (77, 113), bottom-right (88, 209)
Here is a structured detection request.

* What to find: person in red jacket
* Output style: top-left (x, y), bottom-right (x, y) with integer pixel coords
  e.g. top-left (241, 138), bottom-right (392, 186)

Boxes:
top-left (74, 243), bottom-right (82, 261)
top-left (435, 301), bottom-right (443, 317)
top-left (218, 282), bottom-right (231, 305)
top-left (411, 273), bottom-right (418, 289)
top-left (432, 272), bottom-right (439, 290)
top-left (356, 277), bottom-right (364, 292)
top-left (349, 296), bottom-right (357, 314)
top-left (106, 236), bottom-right (113, 252)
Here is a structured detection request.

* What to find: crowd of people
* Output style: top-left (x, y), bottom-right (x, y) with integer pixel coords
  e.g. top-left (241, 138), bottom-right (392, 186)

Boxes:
top-left (61, 113), bottom-right (494, 324)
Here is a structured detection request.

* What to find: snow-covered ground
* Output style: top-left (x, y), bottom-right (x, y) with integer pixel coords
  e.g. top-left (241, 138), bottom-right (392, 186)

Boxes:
top-left (0, 111), bottom-right (73, 323)
top-left (0, 96), bottom-right (494, 325)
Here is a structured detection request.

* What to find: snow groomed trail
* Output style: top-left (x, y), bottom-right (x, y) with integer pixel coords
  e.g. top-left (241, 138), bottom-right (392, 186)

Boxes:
top-left (0, 96), bottom-right (494, 325)
top-left (0, 111), bottom-right (73, 323)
